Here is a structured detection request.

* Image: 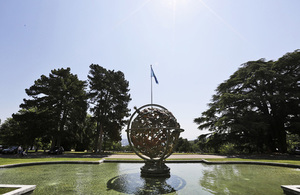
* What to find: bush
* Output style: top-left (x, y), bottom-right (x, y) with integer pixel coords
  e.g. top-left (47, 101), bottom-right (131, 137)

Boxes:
top-left (219, 143), bottom-right (238, 154)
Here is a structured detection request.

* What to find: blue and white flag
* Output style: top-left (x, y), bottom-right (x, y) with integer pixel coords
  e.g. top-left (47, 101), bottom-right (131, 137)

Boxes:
top-left (151, 65), bottom-right (159, 84)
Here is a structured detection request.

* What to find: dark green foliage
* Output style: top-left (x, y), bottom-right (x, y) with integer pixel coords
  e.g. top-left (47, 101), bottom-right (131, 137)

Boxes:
top-left (0, 117), bottom-right (21, 146)
top-left (12, 109), bottom-right (51, 149)
top-left (20, 68), bottom-right (88, 149)
top-left (73, 115), bottom-right (96, 151)
top-left (0, 66), bottom-right (133, 152)
top-left (174, 137), bottom-right (192, 152)
top-left (0, 66), bottom-right (131, 152)
top-left (195, 50), bottom-right (300, 153)
top-left (88, 64), bottom-right (131, 153)
top-left (121, 144), bottom-right (133, 152)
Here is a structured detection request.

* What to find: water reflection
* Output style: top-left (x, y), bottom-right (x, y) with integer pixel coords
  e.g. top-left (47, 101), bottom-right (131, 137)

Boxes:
top-left (107, 173), bottom-right (186, 194)
top-left (199, 164), bottom-right (300, 195)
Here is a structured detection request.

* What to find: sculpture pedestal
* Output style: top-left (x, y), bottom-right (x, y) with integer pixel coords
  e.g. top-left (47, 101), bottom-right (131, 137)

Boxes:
top-left (141, 161), bottom-right (170, 178)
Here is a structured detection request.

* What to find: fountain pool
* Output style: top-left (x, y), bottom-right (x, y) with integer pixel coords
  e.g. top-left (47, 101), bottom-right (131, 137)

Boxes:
top-left (0, 163), bottom-right (299, 194)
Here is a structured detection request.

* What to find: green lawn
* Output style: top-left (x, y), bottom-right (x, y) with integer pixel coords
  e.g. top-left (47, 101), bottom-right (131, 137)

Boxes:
top-left (0, 158), bottom-right (101, 166)
top-left (105, 157), bottom-right (300, 165)
top-left (206, 158), bottom-right (300, 166)
top-left (0, 153), bottom-right (299, 166)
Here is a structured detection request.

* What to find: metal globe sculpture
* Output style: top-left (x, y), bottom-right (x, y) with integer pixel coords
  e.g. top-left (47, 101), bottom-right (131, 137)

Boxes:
top-left (126, 104), bottom-right (184, 177)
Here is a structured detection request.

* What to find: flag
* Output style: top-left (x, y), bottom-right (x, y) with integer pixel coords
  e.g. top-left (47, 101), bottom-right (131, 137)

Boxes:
top-left (151, 65), bottom-right (159, 84)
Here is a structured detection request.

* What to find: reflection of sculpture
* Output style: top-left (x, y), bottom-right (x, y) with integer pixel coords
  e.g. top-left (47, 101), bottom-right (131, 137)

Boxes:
top-left (126, 104), bottom-right (184, 177)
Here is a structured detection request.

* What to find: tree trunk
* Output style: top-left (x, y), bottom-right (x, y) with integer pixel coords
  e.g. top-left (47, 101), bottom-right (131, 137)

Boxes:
top-left (271, 117), bottom-right (287, 153)
top-left (94, 122), bottom-right (104, 153)
top-left (278, 130), bottom-right (287, 153)
top-left (98, 124), bottom-right (104, 153)
top-left (94, 122), bottom-right (100, 153)
top-left (57, 109), bottom-right (67, 148)
top-left (51, 137), bottom-right (56, 149)
top-left (276, 122), bottom-right (287, 153)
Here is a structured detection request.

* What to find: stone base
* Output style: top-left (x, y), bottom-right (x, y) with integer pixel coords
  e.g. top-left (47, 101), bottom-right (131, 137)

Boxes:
top-left (140, 161), bottom-right (170, 178)
top-left (0, 184), bottom-right (36, 195)
top-left (281, 185), bottom-right (300, 195)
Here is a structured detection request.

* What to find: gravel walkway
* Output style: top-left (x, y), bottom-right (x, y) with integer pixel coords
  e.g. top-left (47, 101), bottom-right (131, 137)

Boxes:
top-left (105, 154), bottom-right (227, 159)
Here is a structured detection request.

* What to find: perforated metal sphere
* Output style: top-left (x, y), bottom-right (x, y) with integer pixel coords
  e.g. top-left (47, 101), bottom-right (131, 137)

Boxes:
top-left (127, 104), bottom-right (184, 161)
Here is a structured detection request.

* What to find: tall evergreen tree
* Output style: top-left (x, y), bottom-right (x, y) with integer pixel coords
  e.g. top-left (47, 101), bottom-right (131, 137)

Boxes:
top-left (195, 50), bottom-right (300, 153)
top-left (12, 108), bottom-right (49, 149)
top-left (88, 64), bottom-right (131, 153)
top-left (0, 117), bottom-right (21, 146)
top-left (20, 68), bottom-right (88, 148)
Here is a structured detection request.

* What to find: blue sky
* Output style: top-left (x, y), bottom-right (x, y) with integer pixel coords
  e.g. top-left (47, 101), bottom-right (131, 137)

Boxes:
top-left (0, 0), bottom-right (299, 140)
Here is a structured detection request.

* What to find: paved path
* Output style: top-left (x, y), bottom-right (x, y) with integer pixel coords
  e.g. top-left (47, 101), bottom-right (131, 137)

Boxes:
top-left (105, 154), bottom-right (227, 159)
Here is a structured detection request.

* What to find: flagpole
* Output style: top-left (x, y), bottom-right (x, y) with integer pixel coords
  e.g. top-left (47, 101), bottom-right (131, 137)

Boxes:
top-left (151, 65), bottom-right (153, 104)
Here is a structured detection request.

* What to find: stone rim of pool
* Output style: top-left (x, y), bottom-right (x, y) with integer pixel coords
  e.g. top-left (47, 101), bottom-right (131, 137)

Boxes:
top-left (0, 184), bottom-right (36, 195)
top-left (281, 185), bottom-right (300, 195)
top-left (1, 158), bottom-right (300, 168)
top-left (1, 158), bottom-right (299, 194)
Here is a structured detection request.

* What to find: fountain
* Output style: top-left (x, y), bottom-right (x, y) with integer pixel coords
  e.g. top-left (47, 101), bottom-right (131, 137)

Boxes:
top-left (126, 104), bottom-right (184, 177)
top-left (1, 163), bottom-right (299, 194)
top-left (1, 106), bottom-right (299, 194)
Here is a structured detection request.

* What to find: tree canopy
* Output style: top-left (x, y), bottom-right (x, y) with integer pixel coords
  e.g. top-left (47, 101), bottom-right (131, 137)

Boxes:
top-left (88, 64), bottom-right (131, 152)
top-left (20, 68), bottom-right (88, 149)
top-left (0, 66), bottom-right (132, 152)
top-left (195, 50), bottom-right (300, 153)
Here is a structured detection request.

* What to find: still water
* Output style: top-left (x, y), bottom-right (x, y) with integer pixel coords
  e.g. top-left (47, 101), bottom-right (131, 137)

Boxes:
top-left (0, 163), bottom-right (299, 194)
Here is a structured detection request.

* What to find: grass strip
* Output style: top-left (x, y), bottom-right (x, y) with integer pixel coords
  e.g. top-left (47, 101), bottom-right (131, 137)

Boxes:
top-left (205, 158), bottom-right (300, 166)
top-left (1, 156), bottom-right (299, 166)
top-left (104, 158), bottom-right (300, 166)
top-left (0, 158), bottom-right (101, 166)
